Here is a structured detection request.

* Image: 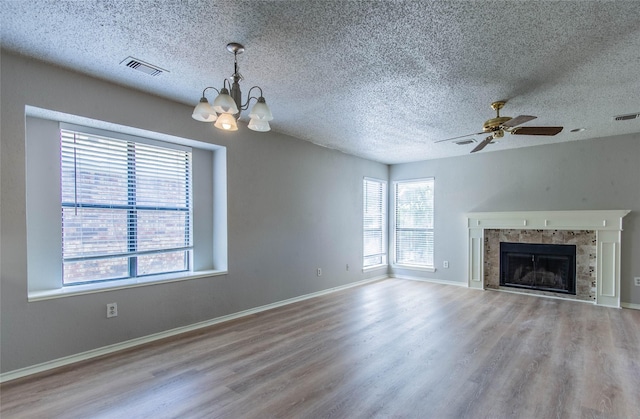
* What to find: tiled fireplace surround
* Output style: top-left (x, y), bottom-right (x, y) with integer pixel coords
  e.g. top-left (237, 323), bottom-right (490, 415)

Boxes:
top-left (466, 210), bottom-right (630, 308)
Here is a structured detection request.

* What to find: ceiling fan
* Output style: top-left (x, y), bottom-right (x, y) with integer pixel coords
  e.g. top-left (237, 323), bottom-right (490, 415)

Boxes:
top-left (436, 101), bottom-right (563, 153)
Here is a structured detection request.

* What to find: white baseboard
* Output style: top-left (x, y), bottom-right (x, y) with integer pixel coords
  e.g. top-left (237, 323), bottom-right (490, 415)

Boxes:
top-left (389, 274), bottom-right (467, 287)
top-left (621, 302), bottom-right (640, 310)
top-left (1, 276), bottom-right (388, 383)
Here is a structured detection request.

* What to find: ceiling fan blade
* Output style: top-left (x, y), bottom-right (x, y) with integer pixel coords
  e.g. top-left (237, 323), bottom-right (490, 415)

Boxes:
top-left (435, 131), bottom-right (485, 143)
top-left (502, 115), bottom-right (537, 128)
top-left (511, 126), bottom-right (563, 136)
top-left (470, 136), bottom-right (493, 153)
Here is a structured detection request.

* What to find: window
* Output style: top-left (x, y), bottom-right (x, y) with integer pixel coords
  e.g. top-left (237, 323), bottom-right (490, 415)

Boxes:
top-left (60, 128), bottom-right (192, 285)
top-left (25, 110), bottom-right (228, 300)
top-left (393, 178), bottom-right (434, 269)
top-left (363, 178), bottom-right (387, 268)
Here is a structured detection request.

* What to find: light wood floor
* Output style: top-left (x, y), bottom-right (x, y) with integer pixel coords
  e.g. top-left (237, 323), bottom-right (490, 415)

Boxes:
top-left (2, 279), bottom-right (639, 418)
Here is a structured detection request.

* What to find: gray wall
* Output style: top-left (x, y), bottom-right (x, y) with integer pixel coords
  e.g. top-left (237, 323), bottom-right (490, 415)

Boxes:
top-left (0, 51), bottom-right (388, 373)
top-left (390, 134), bottom-right (640, 304)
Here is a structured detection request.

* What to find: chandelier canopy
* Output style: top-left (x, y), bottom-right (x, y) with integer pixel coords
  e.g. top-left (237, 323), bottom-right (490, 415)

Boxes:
top-left (192, 42), bottom-right (273, 132)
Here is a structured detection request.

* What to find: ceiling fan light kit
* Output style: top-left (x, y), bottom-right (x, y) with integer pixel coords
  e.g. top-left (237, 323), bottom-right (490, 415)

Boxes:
top-left (436, 100), bottom-right (564, 153)
top-left (192, 42), bottom-right (273, 132)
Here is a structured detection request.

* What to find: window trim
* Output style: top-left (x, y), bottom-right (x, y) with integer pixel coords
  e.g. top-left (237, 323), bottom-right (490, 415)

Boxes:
top-left (362, 177), bottom-right (388, 271)
top-left (25, 107), bottom-right (228, 301)
top-left (391, 177), bottom-right (435, 272)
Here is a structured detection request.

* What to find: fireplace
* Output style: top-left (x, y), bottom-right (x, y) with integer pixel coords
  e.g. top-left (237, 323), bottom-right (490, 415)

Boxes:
top-left (466, 210), bottom-right (630, 308)
top-left (500, 242), bottom-right (576, 294)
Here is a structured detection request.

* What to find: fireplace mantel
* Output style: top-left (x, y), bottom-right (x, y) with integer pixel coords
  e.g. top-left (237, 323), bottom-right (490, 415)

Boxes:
top-left (466, 210), bottom-right (630, 307)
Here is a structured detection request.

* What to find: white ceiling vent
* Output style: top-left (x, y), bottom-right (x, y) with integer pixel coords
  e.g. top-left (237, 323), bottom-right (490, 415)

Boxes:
top-left (613, 113), bottom-right (640, 121)
top-left (120, 57), bottom-right (167, 76)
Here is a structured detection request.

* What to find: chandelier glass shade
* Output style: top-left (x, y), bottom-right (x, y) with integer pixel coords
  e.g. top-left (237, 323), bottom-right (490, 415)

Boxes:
top-left (214, 113), bottom-right (238, 131)
top-left (191, 97), bottom-right (217, 122)
top-left (192, 43), bottom-right (272, 132)
top-left (247, 118), bottom-right (270, 132)
top-left (212, 88), bottom-right (239, 115)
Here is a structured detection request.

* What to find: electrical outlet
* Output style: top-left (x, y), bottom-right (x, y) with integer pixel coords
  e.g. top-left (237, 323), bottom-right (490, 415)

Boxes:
top-left (106, 303), bottom-right (118, 318)
top-left (443, 261), bottom-right (449, 268)
top-left (317, 268), bottom-right (322, 277)
top-left (634, 277), bottom-right (640, 286)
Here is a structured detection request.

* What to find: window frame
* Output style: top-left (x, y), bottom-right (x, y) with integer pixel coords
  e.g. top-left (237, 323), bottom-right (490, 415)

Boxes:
top-left (392, 177), bottom-right (435, 272)
top-left (362, 177), bottom-right (388, 271)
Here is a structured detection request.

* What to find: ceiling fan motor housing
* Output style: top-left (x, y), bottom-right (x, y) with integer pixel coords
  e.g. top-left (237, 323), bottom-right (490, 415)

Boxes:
top-left (483, 116), bottom-right (511, 132)
top-left (483, 101), bottom-right (510, 132)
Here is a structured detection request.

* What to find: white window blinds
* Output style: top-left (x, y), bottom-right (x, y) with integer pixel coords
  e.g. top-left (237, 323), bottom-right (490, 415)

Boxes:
top-left (394, 178), bottom-right (434, 268)
top-left (363, 178), bottom-right (387, 268)
top-left (60, 128), bottom-right (192, 285)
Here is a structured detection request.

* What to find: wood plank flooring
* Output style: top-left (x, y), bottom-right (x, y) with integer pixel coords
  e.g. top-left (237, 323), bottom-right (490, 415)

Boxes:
top-left (2, 279), bottom-right (639, 418)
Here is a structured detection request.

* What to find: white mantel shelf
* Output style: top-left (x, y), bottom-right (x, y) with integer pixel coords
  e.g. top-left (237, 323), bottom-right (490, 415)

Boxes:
top-left (466, 210), bottom-right (631, 308)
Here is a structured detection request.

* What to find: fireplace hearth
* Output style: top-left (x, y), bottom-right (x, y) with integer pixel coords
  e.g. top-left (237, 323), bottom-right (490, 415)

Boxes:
top-left (500, 242), bottom-right (576, 294)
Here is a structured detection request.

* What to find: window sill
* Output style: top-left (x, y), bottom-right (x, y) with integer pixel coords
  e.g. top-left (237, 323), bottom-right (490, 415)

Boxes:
top-left (392, 264), bottom-right (436, 273)
top-left (28, 269), bottom-right (228, 302)
top-left (362, 264), bottom-right (388, 273)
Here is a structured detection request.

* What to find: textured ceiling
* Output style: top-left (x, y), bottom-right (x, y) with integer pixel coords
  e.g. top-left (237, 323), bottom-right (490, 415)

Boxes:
top-left (1, 0), bottom-right (639, 164)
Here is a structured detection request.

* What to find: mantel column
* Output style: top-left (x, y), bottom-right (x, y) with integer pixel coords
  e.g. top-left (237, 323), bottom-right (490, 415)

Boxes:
top-left (597, 230), bottom-right (622, 307)
top-left (468, 227), bottom-right (484, 290)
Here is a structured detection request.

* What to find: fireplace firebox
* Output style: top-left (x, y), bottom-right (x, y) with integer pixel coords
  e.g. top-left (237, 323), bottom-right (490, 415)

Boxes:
top-left (500, 242), bottom-right (576, 295)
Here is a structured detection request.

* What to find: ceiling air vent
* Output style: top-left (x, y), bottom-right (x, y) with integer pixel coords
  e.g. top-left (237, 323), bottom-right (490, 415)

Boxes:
top-left (613, 113), bottom-right (640, 121)
top-left (454, 139), bottom-right (476, 145)
top-left (120, 57), bottom-right (167, 76)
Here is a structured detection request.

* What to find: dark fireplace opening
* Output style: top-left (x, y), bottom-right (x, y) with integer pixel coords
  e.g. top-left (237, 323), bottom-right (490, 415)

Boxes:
top-left (500, 242), bottom-right (576, 295)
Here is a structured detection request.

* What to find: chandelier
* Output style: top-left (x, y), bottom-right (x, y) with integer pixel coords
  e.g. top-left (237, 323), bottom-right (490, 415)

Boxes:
top-left (192, 42), bottom-right (273, 132)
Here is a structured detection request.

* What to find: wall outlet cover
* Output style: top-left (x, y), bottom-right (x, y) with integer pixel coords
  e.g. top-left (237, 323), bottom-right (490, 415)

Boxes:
top-left (106, 303), bottom-right (118, 318)
top-left (635, 277), bottom-right (640, 286)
